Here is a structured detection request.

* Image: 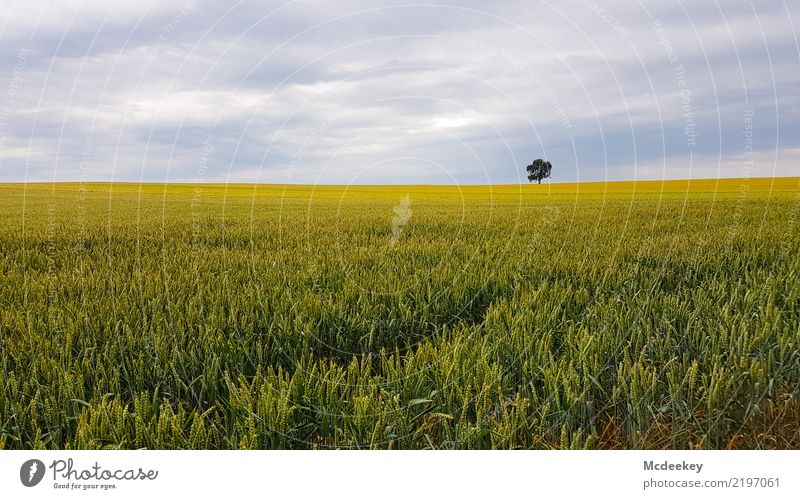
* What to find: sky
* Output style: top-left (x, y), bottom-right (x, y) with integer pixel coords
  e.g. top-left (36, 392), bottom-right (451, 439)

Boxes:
top-left (0, 0), bottom-right (797, 184)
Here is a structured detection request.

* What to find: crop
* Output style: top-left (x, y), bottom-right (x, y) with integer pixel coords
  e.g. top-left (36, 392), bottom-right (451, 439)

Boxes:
top-left (0, 177), bottom-right (798, 449)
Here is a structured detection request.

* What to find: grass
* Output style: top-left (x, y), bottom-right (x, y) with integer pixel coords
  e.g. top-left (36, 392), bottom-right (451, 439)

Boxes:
top-left (0, 177), bottom-right (798, 449)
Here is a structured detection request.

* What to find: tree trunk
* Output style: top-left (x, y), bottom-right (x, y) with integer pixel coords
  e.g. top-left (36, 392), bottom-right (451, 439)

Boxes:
top-left (538, 179), bottom-right (541, 184)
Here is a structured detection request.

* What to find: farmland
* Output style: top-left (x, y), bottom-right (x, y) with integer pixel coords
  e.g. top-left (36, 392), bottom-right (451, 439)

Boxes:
top-left (0, 177), bottom-right (798, 449)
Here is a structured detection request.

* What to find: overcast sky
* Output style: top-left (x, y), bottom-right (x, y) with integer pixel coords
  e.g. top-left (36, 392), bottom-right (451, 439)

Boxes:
top-left (0, 0), bottom-right (797, 184)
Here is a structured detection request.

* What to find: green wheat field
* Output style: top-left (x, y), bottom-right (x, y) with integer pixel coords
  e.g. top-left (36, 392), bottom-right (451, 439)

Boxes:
top-left (1, 177), bottom-right (798, 449)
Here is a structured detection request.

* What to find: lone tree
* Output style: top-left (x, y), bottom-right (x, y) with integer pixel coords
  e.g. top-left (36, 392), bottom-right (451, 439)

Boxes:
top-left (526, 158), bottom-right (552, 184)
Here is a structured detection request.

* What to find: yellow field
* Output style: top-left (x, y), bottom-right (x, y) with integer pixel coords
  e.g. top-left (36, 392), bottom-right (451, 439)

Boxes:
top-left (5, 176), bottom-right (797, 199)
top-left (0, 177), bottom-right (798, 449)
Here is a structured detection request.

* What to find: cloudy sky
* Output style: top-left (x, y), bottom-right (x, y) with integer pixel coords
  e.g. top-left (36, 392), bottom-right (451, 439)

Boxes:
top-left (0, 0), bottom-right (797, 184)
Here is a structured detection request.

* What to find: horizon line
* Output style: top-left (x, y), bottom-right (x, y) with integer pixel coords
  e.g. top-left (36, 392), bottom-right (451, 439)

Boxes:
top-left (1, 175), bottom-right (798, 187)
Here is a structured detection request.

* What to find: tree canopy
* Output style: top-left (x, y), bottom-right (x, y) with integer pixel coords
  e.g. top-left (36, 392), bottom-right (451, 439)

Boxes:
top-left (526, 159), bottom-right (552, 184)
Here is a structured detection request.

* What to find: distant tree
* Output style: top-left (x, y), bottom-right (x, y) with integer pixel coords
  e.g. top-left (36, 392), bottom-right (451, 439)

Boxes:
top-left (526, 159), bottom-right (552, 184)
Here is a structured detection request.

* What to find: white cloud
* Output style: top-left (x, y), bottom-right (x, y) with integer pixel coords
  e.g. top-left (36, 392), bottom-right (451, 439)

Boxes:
top-left (0, 0), bottom-right (797, 183)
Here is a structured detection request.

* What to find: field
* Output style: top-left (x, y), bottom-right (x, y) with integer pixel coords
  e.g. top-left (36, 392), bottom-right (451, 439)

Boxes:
top-left (1, 177), bottom-right (798, 449)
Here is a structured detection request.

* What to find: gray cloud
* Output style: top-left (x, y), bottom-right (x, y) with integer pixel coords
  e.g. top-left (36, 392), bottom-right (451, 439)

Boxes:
top-left (0, 0), bottom-right (797, 184)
